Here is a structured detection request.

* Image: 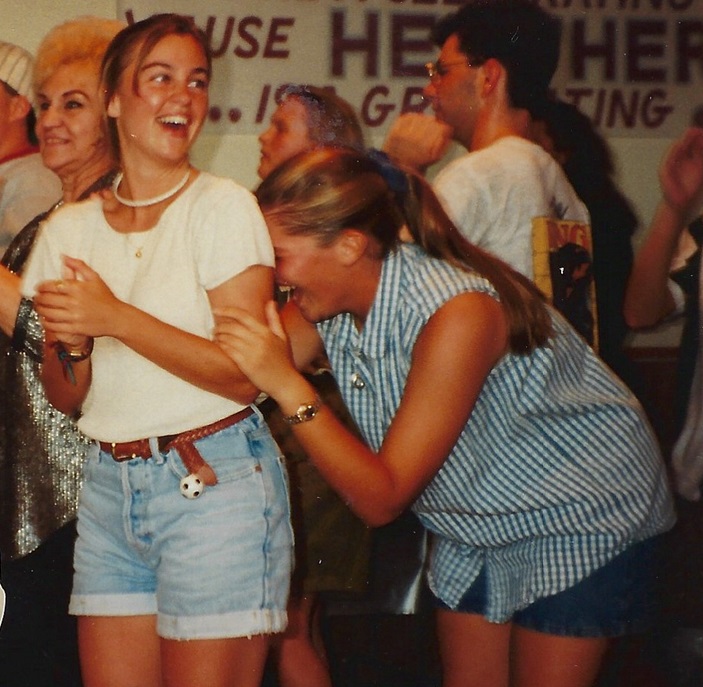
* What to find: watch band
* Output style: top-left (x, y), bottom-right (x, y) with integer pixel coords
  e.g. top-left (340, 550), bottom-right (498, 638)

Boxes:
top-left (51, 338), bottom-right (94, 386)
top-left (282, 395), bottom-right (323, 425)
top-left (62, 337), bottom-right (94, 362)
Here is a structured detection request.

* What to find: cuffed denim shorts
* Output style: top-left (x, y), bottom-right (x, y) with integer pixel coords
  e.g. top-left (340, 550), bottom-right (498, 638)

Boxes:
top-left (69, 411), bottom-right (294, 640)
top-left (433, 536), bottom-right (661, 638)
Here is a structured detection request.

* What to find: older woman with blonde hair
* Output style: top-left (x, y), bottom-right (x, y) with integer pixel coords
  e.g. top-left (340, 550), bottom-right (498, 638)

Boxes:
top-left (0, 16), bottom-right (123, 687)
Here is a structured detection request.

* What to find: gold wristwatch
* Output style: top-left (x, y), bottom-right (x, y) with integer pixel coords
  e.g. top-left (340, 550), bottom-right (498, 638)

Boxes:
top-left (282, 395), bottom-right (323, 425)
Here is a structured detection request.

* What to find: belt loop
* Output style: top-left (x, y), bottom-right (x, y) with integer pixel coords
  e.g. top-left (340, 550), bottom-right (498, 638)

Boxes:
top-left (108, 442), bottom-right (118, 461)
top-left (149, 437), bottom-right (164, 464)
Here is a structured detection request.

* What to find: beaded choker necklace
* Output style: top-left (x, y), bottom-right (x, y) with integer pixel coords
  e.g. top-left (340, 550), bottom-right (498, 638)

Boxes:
top-left (112, 169), bottom-right (190, 208)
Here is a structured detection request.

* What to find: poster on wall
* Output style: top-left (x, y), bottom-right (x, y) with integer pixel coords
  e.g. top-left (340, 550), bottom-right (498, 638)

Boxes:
top-left (116, 0), bottom-right (703, 138)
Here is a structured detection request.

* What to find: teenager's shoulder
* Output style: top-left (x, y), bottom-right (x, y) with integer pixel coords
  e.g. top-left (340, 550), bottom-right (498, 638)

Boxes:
top-left (189, 171), bottom-right (257, 203)
top-left (395, 245), bottom-right (497, 310)
top-left (43, 195), bottom-right (103, 230)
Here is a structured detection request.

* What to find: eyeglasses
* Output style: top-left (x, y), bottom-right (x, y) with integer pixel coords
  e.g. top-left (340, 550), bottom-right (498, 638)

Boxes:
top-left (425, 59), bottom-right (474, 81)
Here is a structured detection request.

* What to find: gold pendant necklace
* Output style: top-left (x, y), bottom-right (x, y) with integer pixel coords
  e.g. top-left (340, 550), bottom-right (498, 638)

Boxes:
top-left (125, 233), bottom-right (147, 259)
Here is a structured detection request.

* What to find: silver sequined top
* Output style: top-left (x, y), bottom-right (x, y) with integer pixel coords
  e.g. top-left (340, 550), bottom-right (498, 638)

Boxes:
top-left (0, 172), bottom-right (114, 559)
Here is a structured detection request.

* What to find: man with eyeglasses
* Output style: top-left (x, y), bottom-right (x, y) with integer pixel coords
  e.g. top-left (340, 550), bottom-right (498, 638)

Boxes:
top-left (383, 0), bottom-right (589, 281)
top-left (0, 41), bottom-right (60, 253)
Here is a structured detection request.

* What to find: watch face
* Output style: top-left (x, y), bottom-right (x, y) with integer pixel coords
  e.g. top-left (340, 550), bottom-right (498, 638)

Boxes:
top-left (299, 404), bottom-right (316, 421)
top-left (284, 397), bottom-right (321, 424)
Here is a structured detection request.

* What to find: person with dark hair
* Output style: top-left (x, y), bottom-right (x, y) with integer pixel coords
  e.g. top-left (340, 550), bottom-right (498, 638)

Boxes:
top-left (21, 14), bottom-right (292, 687)
top-left (0, 18), bottom-right (123, 687)
top-left (532, 98), bottom-right (642, 391)
top-left (0, 40), bottom-right (61, 251)
top-left (216, 146), bottom-right (674, 687)
top-left (383, 0), bottom-right (590, 281)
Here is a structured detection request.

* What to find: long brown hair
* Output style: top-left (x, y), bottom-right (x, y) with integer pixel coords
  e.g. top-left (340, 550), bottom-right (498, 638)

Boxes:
top-left (256, 147), bottom-right (553, 354)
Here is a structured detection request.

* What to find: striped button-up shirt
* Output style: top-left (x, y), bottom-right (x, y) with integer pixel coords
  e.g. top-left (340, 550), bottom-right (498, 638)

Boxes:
top-left (318, 244), bottom-right (675, 622)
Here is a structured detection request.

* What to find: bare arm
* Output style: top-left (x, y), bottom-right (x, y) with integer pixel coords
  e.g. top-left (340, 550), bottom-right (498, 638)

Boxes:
top-left (0, 265), bottom-right (21, 338)
top-left (280, 300), bottom-right (325, 370)
top-left (39, 332), bottom-right (93, 417)
top-left (35, 256), bottom-right (272, 416)
top-left (216, 293), bottom-right (507, 526)
top-left (625, 128), bottom-right (703, 328)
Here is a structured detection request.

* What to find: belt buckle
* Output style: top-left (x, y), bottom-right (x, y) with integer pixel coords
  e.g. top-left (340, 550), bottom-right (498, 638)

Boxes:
top-left (110, 442), bottom-right (139, 462)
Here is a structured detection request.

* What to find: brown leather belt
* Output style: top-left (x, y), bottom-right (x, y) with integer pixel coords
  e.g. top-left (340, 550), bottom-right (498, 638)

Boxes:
top-left (99, 407), bottom-right (255, 463)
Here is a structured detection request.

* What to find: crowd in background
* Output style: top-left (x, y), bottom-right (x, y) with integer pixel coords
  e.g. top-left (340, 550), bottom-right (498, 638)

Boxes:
top-left (0, 2), bottom-right (702, 687)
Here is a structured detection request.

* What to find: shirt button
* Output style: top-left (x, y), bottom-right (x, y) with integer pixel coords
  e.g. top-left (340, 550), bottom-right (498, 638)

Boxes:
top-left (350, 372), bottom-right (365, 389)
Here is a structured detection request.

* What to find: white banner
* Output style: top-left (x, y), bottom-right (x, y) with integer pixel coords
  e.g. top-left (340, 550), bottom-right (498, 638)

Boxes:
top-left (116, 0), bottom-right (703, 138)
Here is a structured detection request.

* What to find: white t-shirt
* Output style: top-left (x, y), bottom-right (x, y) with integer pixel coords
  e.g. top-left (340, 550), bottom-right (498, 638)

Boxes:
top-left (433, 136), bottom-right (590, 278)
top-left (0, 152), bottom-right (61, 252)
top-left (22, 171), bottom-right (274, 442)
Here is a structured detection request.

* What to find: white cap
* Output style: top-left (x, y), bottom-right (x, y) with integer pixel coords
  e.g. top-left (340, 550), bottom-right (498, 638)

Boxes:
top-left (0, 41), bottom-right (33, 102)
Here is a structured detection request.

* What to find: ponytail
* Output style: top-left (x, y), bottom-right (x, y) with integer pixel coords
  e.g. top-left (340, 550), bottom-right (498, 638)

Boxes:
top-left (256, 147), bottom-right (553, 354)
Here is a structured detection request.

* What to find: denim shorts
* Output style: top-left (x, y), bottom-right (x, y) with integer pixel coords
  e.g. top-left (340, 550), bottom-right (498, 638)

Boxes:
top-left (433, 536), bottom-right (661, 638)
top-left (69, 411), bottom-right (294, 640)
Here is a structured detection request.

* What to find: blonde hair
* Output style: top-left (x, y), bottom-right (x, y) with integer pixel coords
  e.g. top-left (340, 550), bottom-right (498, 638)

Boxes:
top-left (256, 147), bottom-right (554, 354)
top-left (33, 16), bottom-right (125, 92)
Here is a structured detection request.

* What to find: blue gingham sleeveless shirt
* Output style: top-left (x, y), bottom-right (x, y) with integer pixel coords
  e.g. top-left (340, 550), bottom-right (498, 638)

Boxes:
top-left (317, 244), bottom-right (675, 622)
